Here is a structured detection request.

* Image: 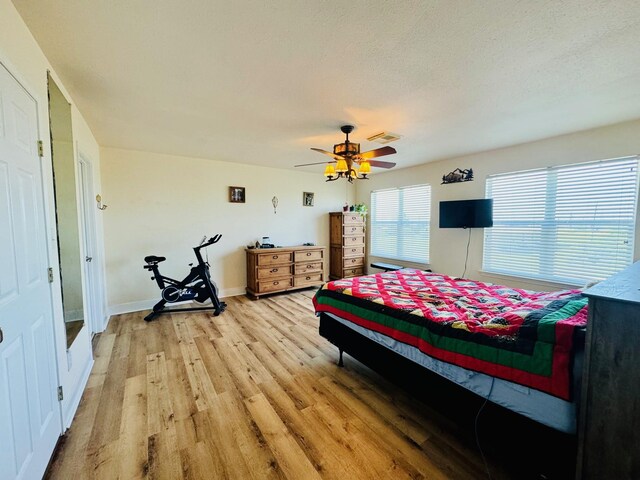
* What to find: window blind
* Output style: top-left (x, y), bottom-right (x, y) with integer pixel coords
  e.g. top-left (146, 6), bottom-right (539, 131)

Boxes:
top-left (370, 184), bottom-right (431, 263)
top-left (483, 156), bottom-right (639, 285)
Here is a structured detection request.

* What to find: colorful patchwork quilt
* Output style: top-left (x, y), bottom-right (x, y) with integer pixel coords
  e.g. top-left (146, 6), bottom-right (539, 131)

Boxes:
top-left (313, 269), bottom-right (588, 400)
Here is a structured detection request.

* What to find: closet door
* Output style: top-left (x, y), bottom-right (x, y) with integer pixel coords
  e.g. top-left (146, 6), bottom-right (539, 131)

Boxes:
top-left (0, 63), bottom-right (61, 480)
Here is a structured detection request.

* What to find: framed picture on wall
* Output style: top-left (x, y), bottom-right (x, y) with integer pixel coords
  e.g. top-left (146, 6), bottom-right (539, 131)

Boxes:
top-left (229, 186), bottom-right (245, 203)
top-left (303, 191), bottom-right (314, 207)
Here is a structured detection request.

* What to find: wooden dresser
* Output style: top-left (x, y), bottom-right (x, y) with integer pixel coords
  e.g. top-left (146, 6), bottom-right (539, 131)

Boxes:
top-left (329, 212), bottom-right (366, 280)
top-left (246, 246), bottom-right (326, 299)
top-left (576, 261), bottom-right (640, 479)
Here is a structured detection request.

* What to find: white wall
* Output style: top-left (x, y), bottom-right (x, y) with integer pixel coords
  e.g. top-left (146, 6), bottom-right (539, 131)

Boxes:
top-left (357, 119), bottom-right (640, 291)
top-left (0, 0), bottom-right (105, 427)
top-left (101, 147), bottom-right (355, 313)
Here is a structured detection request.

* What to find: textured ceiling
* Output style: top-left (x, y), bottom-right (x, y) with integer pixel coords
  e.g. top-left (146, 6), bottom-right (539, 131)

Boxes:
top-left (12, 0), bottom-right (640, 173)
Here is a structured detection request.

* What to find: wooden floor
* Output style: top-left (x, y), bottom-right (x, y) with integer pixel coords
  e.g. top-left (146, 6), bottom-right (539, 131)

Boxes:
top-left (46, 291), bottom-right (519, 480)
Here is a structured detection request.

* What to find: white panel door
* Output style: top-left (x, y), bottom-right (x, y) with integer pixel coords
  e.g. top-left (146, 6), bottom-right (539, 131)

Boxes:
top-left (0, 64), bottom-right (61, 480)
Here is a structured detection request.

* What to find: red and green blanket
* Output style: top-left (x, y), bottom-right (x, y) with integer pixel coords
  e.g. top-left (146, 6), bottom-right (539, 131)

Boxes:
top-left (313, 269), bottom-right (588, 400)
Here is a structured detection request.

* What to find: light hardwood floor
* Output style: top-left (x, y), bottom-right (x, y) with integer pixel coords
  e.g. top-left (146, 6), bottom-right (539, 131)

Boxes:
top-left (46, 291), bottom-right (517, 479)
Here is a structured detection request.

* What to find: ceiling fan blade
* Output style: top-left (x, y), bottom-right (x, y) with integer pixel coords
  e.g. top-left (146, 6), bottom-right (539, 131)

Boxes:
top-left (311, 147), bottom-right (344, 161)
top-left (294, 160), bottom-right (336, 167)
top-left (367, 160), bottom-right (396, 169)
top-left (358, 146), bottom-right (397, 160)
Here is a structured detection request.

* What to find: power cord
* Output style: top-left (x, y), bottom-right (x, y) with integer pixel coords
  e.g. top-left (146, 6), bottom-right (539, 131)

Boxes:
top-left (474, 377), bottom-right (496, 480)
top-left (462, 228), bottom-right (472, 278)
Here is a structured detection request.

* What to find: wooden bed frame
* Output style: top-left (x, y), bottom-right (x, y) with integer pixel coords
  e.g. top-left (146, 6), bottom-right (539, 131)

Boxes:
top-left (318, 312), bottom-right (577, 479)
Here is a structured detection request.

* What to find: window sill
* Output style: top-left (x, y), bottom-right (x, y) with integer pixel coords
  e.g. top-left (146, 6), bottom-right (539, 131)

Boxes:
top-left (478, 270), bottom-right (584, 290)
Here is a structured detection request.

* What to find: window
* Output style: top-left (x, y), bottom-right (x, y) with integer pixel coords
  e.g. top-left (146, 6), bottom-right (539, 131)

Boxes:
top-left (370, 184), bottom-right (431, 263)
top-left (483, 156), bottom-right (639, 284)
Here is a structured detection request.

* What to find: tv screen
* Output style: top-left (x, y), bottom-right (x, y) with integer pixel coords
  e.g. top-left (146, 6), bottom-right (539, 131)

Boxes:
top-left (439, 199), bottom-right (493, 228)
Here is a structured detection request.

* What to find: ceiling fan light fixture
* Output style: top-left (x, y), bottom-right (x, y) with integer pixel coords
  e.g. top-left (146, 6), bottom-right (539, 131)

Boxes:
top-left (335, 159), bottom-right (348, 173)
top-left (324, 164), bottom-right (336, 177)
top-left (334, 142), bottom-right (360, 157)
top-left (358, 161), bottom-right (371, 175)
top-left (299, 125), bottom-right (397, 183)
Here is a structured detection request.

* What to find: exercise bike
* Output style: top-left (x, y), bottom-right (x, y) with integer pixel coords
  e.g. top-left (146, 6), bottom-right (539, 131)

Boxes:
top-left (143, 235), bottom-right (226, 322)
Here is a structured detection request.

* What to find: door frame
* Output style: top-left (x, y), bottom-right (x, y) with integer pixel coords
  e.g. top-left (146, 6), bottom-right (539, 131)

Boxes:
top-left (77, 150), bottom-right (105, 335)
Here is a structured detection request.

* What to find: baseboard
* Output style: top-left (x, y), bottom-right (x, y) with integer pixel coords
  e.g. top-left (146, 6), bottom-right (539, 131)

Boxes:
top-left (108, 287), bottom-right (247, 316)
top-left (220, 286), bottom-right (246, 298)
top-left (108, 299), bottom-right (156, 316)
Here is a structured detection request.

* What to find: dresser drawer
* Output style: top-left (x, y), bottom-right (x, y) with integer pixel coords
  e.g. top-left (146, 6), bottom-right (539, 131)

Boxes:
top-left (258, 277), bottom-right (293, 293)
top-left (257, 265), bottom-right (292, 280)
top-left (257, 252), bottom-right (293, 266)
top-left (343, 257), bottom-right (364, 268)
top-left (294, 249), bottom-right (323, 262)
top-left (343, 214), bottom-right (364, 224)
top-left (343, 235), bottom-right (365, 246)
top-left (294, 273), bottom-right (323, 287)
top-left (343, 267), bottom-right (364, 278)
top-left (343, 246), bottom-right (364, 257)
top-left (294, 262), bottom-right (323, 275)
top-left (343, 225), bottom-right (364, 236)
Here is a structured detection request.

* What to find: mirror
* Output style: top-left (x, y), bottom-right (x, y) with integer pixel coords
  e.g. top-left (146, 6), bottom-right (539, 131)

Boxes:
top-left (48, 74), bottom-right (84, 348)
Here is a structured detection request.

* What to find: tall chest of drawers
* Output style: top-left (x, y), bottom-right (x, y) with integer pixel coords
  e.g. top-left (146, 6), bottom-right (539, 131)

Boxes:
top-left (246, 246), bottom-right (326, 299)
top-left (329, 212), bottom-right (366, 280)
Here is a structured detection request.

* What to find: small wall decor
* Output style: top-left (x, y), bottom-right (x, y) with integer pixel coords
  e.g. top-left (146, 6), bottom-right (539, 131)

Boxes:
top-left (95, 194), bottom-right (108, 210)
top-left (272, 196), bottom-right (278, 213)
top-left (303, 192), bottom-right (314, 207)
top-left (442, 168), bottom-right (474, 184)
top-left (229, 186), bottom-right (245, 203)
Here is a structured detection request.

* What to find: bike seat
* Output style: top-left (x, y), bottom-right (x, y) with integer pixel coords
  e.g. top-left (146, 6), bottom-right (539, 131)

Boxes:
top-left (144, 255), bottom-right (166, 264)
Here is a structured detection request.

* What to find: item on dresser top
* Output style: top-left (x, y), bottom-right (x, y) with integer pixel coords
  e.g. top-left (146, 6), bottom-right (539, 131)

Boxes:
top-left (142, 234), bottom-right (226, 322)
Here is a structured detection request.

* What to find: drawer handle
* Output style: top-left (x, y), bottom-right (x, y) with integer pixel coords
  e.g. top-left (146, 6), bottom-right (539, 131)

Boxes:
top-left (306, 276), bottom-right (311, 280)
top-left (351, 249), bottom-right (356, 252)
top-left (271, 268), bottom-right (278, 273)
top-left (351, 259), bottom-right (356, 263)
top-left (307, 264), bottom-right (313, 268)
top-left (273, 281), bottom-right (279, 285)
top-left (306, 252), bottom-right (312, 256)
top-left (352, 238), bottom-right (357, 241)
top-left (272, 255), bottom-right (278, 259)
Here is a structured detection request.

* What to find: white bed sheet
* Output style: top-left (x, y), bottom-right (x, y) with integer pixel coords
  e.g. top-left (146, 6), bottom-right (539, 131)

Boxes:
top-left (326, 312), bottom-right (579, 434)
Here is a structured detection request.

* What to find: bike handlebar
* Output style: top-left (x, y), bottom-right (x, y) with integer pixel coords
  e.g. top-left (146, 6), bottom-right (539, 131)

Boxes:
top-left (195, 234), bottom-right (222, 250)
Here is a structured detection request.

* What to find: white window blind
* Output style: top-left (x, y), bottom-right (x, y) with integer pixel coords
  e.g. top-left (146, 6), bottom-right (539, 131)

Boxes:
top-left (483, 156), bottom-right (639, 285)
top-left (370, 184), bottom-right (431, 263)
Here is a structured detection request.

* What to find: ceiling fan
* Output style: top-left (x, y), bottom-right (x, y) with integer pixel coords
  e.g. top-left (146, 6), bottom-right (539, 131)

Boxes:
top-left (295, 125), bottom-right (397, 182)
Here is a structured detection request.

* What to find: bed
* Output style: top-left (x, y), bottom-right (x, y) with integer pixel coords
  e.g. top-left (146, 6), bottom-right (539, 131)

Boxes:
top-left (313, 268), bottom-right (588, 434)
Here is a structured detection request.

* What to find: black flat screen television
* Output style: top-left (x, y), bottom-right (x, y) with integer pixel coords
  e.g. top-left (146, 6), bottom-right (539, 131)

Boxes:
top-left (439, 199), bottom-right (493, 228)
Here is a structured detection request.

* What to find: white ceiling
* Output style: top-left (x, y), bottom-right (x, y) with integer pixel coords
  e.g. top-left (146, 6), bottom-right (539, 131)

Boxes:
top-left (13, 0), bottom-right (640, 173)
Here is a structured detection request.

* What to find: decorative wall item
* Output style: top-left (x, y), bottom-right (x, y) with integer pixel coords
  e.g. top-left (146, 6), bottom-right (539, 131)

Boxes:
top-left (442, 168), bottom-right (474, 184)
top-left (272, 196), bottom-right (278, 213)
top-left (303, 192), bottom-right (314, 206)
top-left (229, 186), bottom-right (245, 203)
top-left (95, 194), bottom-right (108, 210)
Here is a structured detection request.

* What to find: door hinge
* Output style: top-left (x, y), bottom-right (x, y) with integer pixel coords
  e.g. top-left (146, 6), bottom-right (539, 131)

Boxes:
top-left (57, 386), bottom-right (64, 401)
top-left (37, 140), bottom-right (44, 157)
top-left (47, 267), bottom-right (54, 283)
